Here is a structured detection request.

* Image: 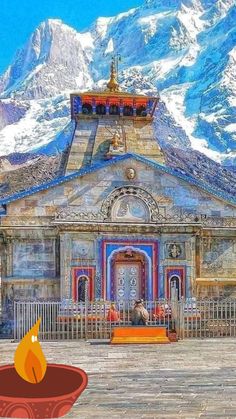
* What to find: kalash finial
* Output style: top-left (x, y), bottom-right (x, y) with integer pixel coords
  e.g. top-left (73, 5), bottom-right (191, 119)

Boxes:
top-left (107, 57), bottom-right (119, 92)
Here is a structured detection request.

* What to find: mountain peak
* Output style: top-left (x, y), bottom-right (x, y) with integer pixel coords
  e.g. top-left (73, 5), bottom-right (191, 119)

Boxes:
top-left (0, 1), bottom-right (235, 166)
top-left (144, 0), bottom-right (235, 13)
top-left (144, 0), bottom-right (184, 9)
top-left (0, 19), bottom-right (93, 99)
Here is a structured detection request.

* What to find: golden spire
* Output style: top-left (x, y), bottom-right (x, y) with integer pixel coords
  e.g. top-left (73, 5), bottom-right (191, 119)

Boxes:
top-left (107, 58), bottom-right (119, 92)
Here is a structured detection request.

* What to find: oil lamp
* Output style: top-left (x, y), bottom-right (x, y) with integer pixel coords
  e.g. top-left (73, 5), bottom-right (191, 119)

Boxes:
top-left (0, 319), bottom-right (88, 418)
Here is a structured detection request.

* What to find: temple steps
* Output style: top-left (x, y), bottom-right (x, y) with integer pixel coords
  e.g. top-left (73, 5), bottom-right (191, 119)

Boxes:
top-left (110, 326), bottom-right (170, 344)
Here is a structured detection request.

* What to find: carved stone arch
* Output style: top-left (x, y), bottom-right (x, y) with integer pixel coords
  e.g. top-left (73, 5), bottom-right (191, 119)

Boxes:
top-left (100, 186), bottom-right (159, 222)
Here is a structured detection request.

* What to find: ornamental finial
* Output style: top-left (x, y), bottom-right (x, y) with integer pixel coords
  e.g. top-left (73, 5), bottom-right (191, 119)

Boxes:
top-left (107, 58), bottom-right (119, 92)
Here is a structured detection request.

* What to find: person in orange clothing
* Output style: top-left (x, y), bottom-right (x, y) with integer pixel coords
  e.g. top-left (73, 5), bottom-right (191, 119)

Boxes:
top-left (153, 304), bottom-right (165, 320)
top-left (106, 303), bottom-right (120, 322)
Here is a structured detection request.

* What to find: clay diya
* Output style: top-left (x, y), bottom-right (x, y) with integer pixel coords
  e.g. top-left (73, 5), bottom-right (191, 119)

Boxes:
top-left (0, 319), bottom-right (88, 418)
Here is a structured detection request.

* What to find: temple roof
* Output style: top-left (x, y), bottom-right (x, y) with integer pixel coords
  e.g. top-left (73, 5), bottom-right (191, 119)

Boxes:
top-left (71, 90), bottom-right (159, 99)
top-left (0, 153), bottom-right (66, 202)
top-left (0, 153), bottom-right (236, 207)
top-left (70, 59), bottom-right (159, 119)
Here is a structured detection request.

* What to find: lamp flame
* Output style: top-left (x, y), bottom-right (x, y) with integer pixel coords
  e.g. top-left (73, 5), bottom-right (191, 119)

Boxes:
top-left (14, 318), bottom-right (47, 384)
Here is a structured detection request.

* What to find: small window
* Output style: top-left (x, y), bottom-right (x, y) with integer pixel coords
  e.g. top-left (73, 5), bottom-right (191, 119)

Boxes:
top-left (96, 104), bottom-right (106, 115)
top-left (109, 104), bottom-right (120, 115)
top-left (136, 105), bottom-right (147, 117)
top-left (123, 105), bottom-right (133, 116)
top-left (82, 103), bottom-right (93, 114)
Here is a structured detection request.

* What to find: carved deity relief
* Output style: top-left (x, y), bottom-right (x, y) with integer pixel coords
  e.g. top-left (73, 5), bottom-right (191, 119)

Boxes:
top-left (112, 196), bottom-right (149, 222)
top-left (101, 186), bottom-right (160, 223)
top-left (106, 129), bottom-right (125, 157)
top-left (125, 167), bottom-right (136, 180)
top-left (166, 243), bottom-right (183, 259)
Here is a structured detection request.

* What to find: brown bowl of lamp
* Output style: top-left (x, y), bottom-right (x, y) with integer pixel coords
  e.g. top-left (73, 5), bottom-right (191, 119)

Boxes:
top-left (0, 364), bottom-right (88, 418)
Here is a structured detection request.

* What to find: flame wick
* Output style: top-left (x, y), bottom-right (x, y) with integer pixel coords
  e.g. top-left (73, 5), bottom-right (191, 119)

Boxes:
top-left (32, 367), bottom-right (38, 384)
top-left (14, 318), bottom-right (47, 384)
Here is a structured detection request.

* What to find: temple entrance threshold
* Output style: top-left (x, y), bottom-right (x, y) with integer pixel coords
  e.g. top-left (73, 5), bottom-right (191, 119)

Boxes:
top-left (111, 250), bottom-right (146, 301)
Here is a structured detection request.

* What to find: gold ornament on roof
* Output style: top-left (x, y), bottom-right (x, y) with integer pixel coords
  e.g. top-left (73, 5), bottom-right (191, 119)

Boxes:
top-left (111, 130), bottom-right (122, 149)
top-left (107, 58), bottom-right (119, 92)
top-left (111, 131), bottom-right (120, 148)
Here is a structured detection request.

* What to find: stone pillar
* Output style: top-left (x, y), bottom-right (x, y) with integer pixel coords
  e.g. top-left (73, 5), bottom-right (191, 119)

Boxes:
top-left (6, 238), bottom-right (13, 277)
top-left (60, 233), bottom-right (72, 301)
top-left (133, 100), bottom-right (136, 116)
top-left (195, 235), bottom-right (201, 278)
top-left (147, 100), bottom-right (151, 117)
top-left (106, 99), bottom-right (109, 115)
top-left (92, 98), bottom-right (96, 115)
top-left (120, 100), bottom-right (123, 116)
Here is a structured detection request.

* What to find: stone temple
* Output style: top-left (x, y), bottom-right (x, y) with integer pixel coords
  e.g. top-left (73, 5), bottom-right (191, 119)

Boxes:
top-left (0, 59), bottom-right (236, 319)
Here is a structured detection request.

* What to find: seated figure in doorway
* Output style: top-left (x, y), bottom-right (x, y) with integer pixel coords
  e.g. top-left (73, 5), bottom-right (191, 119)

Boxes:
top-left (106, 303), bottom-right (120, 322)
top-left (78, 276), bottom-right (88, 302)
top-left (131, 299), bottom-right (149, 326)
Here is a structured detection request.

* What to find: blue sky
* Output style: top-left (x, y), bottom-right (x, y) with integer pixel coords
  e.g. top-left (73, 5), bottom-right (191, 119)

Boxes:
top-left (0, 0), bottom-right (143, 75)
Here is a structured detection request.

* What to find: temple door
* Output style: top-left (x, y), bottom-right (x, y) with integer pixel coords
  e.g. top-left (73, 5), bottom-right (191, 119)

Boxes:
top-left (115, 262), bottom-right (141, 301)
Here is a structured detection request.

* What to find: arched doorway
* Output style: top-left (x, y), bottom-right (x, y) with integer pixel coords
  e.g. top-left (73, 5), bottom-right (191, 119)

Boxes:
top-left (169, 275), bottom-right (181, 301)
top-left (110, 249), bottom-right (147, 301)
top-left (77, 275), bottom-right (89, 302)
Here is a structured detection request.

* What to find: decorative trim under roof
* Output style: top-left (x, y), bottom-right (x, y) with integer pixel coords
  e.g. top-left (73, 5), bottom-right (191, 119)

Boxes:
top-left (0, 153), bottom-right (235, 206)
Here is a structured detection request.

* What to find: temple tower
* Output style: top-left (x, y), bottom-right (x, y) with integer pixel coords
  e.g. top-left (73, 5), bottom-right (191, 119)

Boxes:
top-left (66, 60), bottom-right (164, 174)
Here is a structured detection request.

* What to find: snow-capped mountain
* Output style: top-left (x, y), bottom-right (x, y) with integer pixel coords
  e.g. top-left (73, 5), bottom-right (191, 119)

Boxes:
top-left (0, 0), bottom-right (235, 165)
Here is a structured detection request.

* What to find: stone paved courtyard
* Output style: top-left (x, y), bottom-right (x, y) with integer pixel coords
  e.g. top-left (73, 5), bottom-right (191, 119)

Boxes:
top-left (1, 338), bottom-right (236, 418)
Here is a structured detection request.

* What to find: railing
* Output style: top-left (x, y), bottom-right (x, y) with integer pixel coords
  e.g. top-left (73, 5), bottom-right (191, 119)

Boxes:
top-left (14, 300), bottom-right (174, 341)
top-left (180, 298), bottom-right (236, 339)
top-left (13, 298), bottom-right (236, 341)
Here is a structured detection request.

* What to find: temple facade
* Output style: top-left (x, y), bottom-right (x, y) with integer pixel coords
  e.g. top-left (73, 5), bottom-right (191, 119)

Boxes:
top-left (1, 61), bottom-right (236, 318)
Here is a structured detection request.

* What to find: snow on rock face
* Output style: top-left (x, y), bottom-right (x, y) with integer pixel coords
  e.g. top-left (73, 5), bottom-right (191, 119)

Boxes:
top-left (0, 1), bottom-right (235, 165)
top-left (0, 95), bottom-right (70, 155)
top-left (144, 0), bottom-right (183, 10)
top-left (0, 100), bottom-right (30, 130)
top-left (0, 19), bottom-right (94, 99)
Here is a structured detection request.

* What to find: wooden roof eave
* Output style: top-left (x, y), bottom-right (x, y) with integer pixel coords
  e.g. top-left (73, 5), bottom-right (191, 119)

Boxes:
top-left (70, 91), bottom-right (159, 101)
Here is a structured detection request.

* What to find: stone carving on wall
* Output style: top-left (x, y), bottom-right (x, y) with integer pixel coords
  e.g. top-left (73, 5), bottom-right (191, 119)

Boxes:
top-left (202, 217), bottom-right (236, 228)
top-left (4, 216), bottom-right (52, 226)
top-left (72, 240), bottom-right (94, 259)
top-left (95, 272), bottom-right (101, 299)
top-left (125, 168), bottom-right (136, 180)
top-left (101, 186), bottom-right (159, 222)
top-left (112, 196), bottom-right (149, 222)
top-left (55, 208), bottom-right (104, 222)
top-left (105, 130), bottom-right (125, 158)
top-left (167, 243), bottom-right (183, 259)
top-left (54, 186), bottom-right (236, 227)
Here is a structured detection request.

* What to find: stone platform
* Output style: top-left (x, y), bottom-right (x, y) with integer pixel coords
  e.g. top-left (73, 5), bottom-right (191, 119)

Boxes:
top-left (110, 326), bottom-right (170, 344)
top-left (1, 339), bottom-right (236, 418)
